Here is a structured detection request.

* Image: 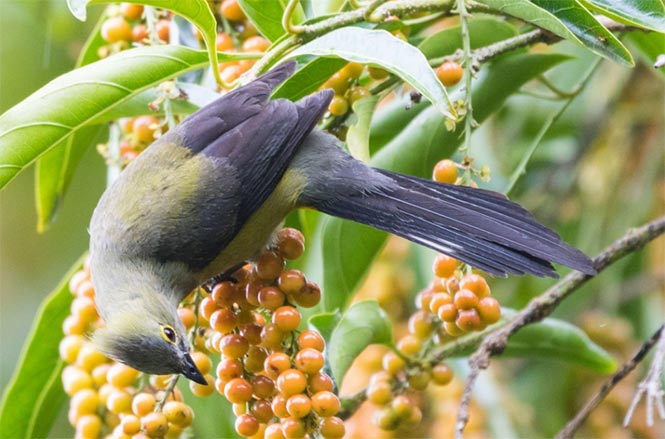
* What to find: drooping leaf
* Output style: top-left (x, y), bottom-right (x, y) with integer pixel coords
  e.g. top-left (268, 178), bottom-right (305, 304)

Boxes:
top-left (67, 0), bottom-right (223, 84)
top-left (272, 57), bottom-right (348, 101)
top-left (0, 46), bottom-right (247, 191)
top-left (581, 0), bottom-right (665, 32)
top-left (477, 0), bottom-right (633, 65)
top-left (239, 0), bottom-right (306, 41)
top-left (0, 255), bottom-right (86, 439)
top-left (286, 27), bottom-right (457, 118)
top-left (328, 301), bottom-right (392, 385)
top-left (304, 53), bottom-right (571, 313)
top-left (346, 95), bottom-right (379, 162)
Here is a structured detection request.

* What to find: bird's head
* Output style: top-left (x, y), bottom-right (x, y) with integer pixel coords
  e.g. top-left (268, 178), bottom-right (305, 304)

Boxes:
top-left (91, 295), bottom-right (206, 385)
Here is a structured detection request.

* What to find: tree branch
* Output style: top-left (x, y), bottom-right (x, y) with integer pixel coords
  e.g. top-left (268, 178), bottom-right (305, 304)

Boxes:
top-left (455, 216), bottom-right (665, 439)
top-left (554, 325), bottom-right (665, 439)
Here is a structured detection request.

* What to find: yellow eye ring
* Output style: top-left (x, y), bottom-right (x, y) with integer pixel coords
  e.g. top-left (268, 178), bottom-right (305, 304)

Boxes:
top-left (160, 325), bottom-right (177, 344)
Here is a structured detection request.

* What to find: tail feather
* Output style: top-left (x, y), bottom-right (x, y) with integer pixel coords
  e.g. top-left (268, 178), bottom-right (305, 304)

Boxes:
top-left (314, 170), bottom-right (596, 278)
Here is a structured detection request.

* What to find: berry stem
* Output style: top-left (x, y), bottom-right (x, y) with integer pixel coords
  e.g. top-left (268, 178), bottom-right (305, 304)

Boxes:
top-left (456, 0), bottom-right (474, 156)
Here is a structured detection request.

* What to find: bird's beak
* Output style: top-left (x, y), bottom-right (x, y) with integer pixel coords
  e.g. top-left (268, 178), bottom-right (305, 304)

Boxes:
top-left (181, 352), bottom-right (207, 385)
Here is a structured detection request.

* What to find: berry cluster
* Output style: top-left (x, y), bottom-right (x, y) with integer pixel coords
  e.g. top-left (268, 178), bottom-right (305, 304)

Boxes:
top-left (98, 3), bottom-right (171, 58)
top-left (320, 63), bottom-right (370, 117)
top-left (60, 261), bottom-right (195, 439)
top-left (175, 228), bottom-right (345, 438)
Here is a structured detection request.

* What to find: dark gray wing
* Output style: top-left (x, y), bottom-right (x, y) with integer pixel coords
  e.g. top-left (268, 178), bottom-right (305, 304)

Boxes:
top-left (147, 63), bottom-right (333, 269)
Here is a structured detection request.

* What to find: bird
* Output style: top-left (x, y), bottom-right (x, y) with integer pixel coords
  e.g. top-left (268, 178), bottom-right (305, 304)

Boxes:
top-left (89, 61), bottom-right (595, 384)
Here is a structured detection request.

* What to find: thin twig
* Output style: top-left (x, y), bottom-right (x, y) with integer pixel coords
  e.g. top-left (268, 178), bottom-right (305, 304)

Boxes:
top-left (555, 325), bottom-right (665, 439)
top-left (455, 216), bottom-right (665, 439)
top-left (624, 326), bottom-right (665, 427)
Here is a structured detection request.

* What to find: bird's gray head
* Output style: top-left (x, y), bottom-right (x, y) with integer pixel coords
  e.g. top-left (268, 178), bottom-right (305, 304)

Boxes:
top-left (92, 296), bottom-right (206, 385)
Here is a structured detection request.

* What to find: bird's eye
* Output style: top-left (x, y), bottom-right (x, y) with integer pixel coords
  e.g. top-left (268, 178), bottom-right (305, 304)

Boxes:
top-left (160, 325), bottom-right (177, 344)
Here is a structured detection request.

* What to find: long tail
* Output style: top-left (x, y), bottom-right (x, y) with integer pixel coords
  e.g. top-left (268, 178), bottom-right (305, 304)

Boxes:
top-left (312, 168), bottom-right (595, 278)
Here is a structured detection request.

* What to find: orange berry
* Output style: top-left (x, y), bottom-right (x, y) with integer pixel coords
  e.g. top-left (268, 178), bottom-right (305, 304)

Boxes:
top-left (245, 345), bottom-right (268, 373)
top-left (311, 391), bottom-right (340, 417)
top-left (308, 372), bottom-right (334, 393)
top-left (220, 334), bottom-right (249, 359)
top-left (319, 416), bottom-right (345, 439)
top-left (297, 330), bottom-right (325, 352)
top-left (76, 344), bottom-right (107, 372)
top-left (250, 399), bottom-right (274, 423)
top-left (415, 289), bottom-right (435, 310)
top-left (163, 401), bottom-right (194, 427)
top-left (59, 334), bottom-right (84, 364)
top-left (459, 274), bottom-right (490, 298)
top-left (286, 393), bottom-right (311, 418)
top-left (444, 321), bottom-right (465, 336)
top-left (408, 369), bottom-right (431, 390)
top-left (328, 95), bottom-right (349, 116)
top-left (271, 393), bottom-right (289, 418)
top-left (260, 323), bottom-right (285, 350)
top-left (221, 0), bottom-right (246, 21)
top-left (120, 3), bottom-right (144, 20)
top-left (437, 303), bottom-right (458, 322)
top-left (294, 348), bottom-right (324, 374)
top-left (276, 228), bottom-right (305, 260)
top-left (216, 32), bottom-right (234, 51)
top-left (190, 373), bottom-right (215, 397)
top-left (264, 352), bottom-right (291, 379)
top-left (408, 311), bottom-right (434, 339)
top-left (76, 414), bottom-right (102, 439)
top-left (63, 314), bottom-right (86, 336)
top-left (132, 392), bottom-right (156, 416)
top-left (258, 286), bottom-right (286, 310)
top-left (446, 276), bottom-right (460, 294)
top-left (107, 363), bottom-right (139, 388)
top-left (432, 159), bottom-right (458, 184)
top-left (340, 62), bottom-right (364, 78)
top-left (191, 351), bottom-right (212, 375)
top-left (155, 19), bottom-right (170, 42)
top-left (101, 16), bottom-right (132, 43)
top-left (224, 378), bottom-right (253, 404)
top-left (210, 308), bottom-right (237, 334)
top-left (132, 24), bottom-right (149, 43)
top-left (255, 251), bottom-right (285, 280)
top-left (276, 369), bottom-right (307, 397)
top-left (366, 380), bottom-right (392, 405)
top-left (293, 281), bottom-right (321, 308)
top-left (242, 36), bottom-right (270, 52)
top-left (477, 296), bottom-right (501, 324)
top-left (177, 307), bottom-right (196, 330)
top-left (91, 363), bottom-right (111, 387)
top-left (323, 72), bottom-right (351, 95)
top-left (391, 394), bottom-right (413, 418)
top-left (433, 254), bottom-right (460, 278)
top-left (272, 306), bottom-right (301, 332)
top-left (251, 375), bottom-right (276, 399)
top-left (121, 414), bottom-right (141, 435)
top-left (76, 280), bottom-right (95, 298)
top-left (133, 115), bottom-right (159, 144)
top-left (69, 270), bottom-right (90, 294)
top-left (454, 289), bottom-right (479, 310)
top-left (142, 412), bottom-right (168, 437)
top-left (281, 417), bottom-right (306, 439)
top-left (382, 351), bottom-right (405, 376)
top-left (216, 357), bottom-right (243, 382)
top-left (71, 388), bottom-right (99, 417)
top-left (106, 388), bottom-right (132, 414)
top-left (240, 323), bottom-right (263, 345)
top-left (236, 414), bottom-right (260, 437)
top-left (456, 309), bottom-right (482, 332)
top-left (277, 269), bottom-right (306, 295)
top-left (265, 423), bottom-right (286, 439)
top-left (429, 292), bottom-right (453, 314)
top-left (212, 281), bottom-right (238, 308)
top-left (396, 334), bottom-right (422, 356)
top-left (436, 61), bottom-right (464, 86)
top-left (431, 363), bottom-right (454, 385)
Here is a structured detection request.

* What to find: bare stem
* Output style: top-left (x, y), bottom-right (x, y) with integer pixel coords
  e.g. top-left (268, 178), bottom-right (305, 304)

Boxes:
top-left (555, 325), bottom-right (665, 439)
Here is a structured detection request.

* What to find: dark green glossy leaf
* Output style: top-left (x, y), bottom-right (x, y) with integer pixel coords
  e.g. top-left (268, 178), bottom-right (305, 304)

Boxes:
top-left (239, 0), bottom-right (305, 41)
top-left (418, 18), bottom-right (517, 59)
top-left (628, 31), bottom-right (665, 77)
top-left (478, 0), bottom-right (633, 65)
top-left (581, 0), bottom-right (665, 31)
top-left (67, 0), bottom-right (223, 84)
top-left (272, 57), bottom-right (348, 100)
top-left (0, 46), bottom-right (246, 190)
top-left (328, 301), bottom-right (392, 385)
top-left (347, 95), bottom-right (379, 162)
top-left (0, 255), bottom-right (86, 439)
top-left (287, 27), bottom-right (456, 118)
top-left (306, 53), bottom-right (571, 313)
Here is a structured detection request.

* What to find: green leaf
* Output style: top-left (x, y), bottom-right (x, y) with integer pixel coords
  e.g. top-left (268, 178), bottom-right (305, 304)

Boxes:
top-left (628, 31), bottom-right (665, 77)
top-left (504, 317), bottom-right (617, 373)
top-left (0, 46), bottom-right (246, 191)
top-left (35, 8), bottom-right (109, 232)
top-left (581, 0), bottom-right (665, 32)
top-left (311, 0), bottom-right (345, 16)
top-left (35, 126), bottom-right (104, 231)
top-left (67, 0), bottom-right (223, 85)
top-left (346, 95), bottom-right (379, 162)
top-left (328, 301), bottom-right (392, 385)
top-left (478, 0), bottom-right (634, 65)
top-left (286, 27), bottom-right (457, 118)
top-left (442, 311), bottom-right (617, 373)
top-left (0, 255), bottom-right (86, 439)
top-left (272, 57), bottom-right (348, 100)
top-left (305, 53), bottom-right (571, 313)
top-left (239, 0), bottom-right (305, 41)
top-left (308, 310), bottom-right (342, 345)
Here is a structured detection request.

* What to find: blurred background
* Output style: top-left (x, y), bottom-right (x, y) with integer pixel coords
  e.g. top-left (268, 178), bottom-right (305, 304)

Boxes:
top-left (1, 1), bottom-right (663, 438)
